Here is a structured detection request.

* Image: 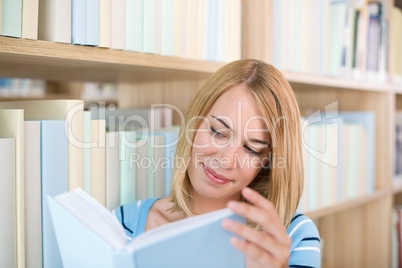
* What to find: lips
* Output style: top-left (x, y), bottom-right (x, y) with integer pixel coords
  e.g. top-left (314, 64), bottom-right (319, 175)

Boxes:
top-left (202, 164), bottom-right (233, 185)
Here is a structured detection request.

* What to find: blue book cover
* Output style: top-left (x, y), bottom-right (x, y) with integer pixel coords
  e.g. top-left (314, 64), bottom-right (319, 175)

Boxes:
top-left (72, 0), bottom-right (86, 45)
top-left (41, 120), bottom-right (69, 268)
top-left (339, 111), bottom-right (375, 194)
top-left (1, 0), bottom-right (22, 37)
top-left (86, 0), bottom-right (100, 46)
top-left (48, 189), bottom-right (245, 268)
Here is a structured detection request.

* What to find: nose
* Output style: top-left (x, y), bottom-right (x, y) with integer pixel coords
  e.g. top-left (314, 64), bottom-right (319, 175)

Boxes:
top-left (217, 143), bottom-right (241, 170)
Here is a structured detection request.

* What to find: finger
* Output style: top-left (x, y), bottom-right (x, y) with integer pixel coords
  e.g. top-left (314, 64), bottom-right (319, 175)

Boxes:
top-left (230, 236), bottom-right (282, 268)
top-left (227, 200), bottom-right (290, 246)
top-left (241, 187), bottom-right (281, 223)
top-left (222, 219), bottom-right (289, 261)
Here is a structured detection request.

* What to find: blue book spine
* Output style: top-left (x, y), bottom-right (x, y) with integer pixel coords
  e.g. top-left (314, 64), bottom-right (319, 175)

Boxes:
top-left (126, 0), bottom-right (143, 52)
top-left (86, 0), bottom-right (100, 46)
top-left (1, 0), bottom-right (22, 37)
top-left (154, 131), bottom-right (179, 196)
top-left (206, 0), bottom-right (218, 61)
top-left (161, 0), bottom-right (174, 56)
top-left (273, 0), bottom-right (281, 68)
top-left (72, 0), bottom-right (86, 45)
top-left (41, 120), bottom-right (69, 268)
top-left (120, 131), bottom-right (137, 204)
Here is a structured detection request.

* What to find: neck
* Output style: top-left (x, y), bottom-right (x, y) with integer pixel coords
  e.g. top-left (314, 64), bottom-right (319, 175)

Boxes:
top-left (189, 186), bottom-right (241, 216)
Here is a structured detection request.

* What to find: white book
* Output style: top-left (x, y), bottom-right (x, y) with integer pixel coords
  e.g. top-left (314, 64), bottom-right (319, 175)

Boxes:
top-left (322, 0), bottom-right (331, 75)
top-left (195, 0), bottom-right (205, 60)
top-left (106, 132), bottom-right (120, 210)
top-left (225, 0), bottom-right (241, 62)
top-left (0, 138), bottom-right (16, 268)
top-left (174, 0), bottom-right (184, 58)
top-left (99, 0), bottom-right (111, 48)
top-left (0, 109), bottom-right (24, 268)
top-left (91, 120), bottom-right (106, 206)
top-left (38, 0), bottom-right (71, 43)
top-left (24, 121), bottom-right (42, 268)
top-left (186, 0), bottom-right (198, 59)
top-left (110, 0), bottom-right (125, 50)
top-left (22, 0), bottom-right (39, 39)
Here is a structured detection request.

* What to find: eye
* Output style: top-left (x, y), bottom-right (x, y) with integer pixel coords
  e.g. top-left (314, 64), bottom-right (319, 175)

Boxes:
top-left (210, 126), bottom-right (226, 138)
top-left (244, 145), bottom-right (263, 156)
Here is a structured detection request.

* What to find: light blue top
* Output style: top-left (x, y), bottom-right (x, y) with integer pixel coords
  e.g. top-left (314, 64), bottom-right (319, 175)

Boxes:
top-left (114, 199), bottom-right (321, 267)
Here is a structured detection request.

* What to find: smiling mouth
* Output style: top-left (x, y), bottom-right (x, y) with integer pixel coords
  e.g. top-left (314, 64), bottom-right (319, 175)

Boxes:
top-left (202, 164), bottom-right (233, 185)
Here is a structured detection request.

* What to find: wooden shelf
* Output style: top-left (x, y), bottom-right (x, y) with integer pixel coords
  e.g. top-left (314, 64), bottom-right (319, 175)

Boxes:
top-left (0, 36), bottom-right (224, 83)
top-left (282, 70), bottom-right (395, 92)
top-left (305, 189), bottom-right (389, 219)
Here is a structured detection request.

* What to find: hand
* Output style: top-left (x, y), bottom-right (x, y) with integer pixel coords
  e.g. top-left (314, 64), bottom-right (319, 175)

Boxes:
top-left (222, 187), bottom-right (291, 268)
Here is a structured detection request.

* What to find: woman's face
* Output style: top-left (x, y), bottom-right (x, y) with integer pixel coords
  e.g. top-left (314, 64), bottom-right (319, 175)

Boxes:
top-left (187, 84), bottom-right (271, 202)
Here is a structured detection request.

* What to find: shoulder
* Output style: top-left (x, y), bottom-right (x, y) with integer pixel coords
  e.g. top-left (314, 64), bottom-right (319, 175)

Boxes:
top-left (113, 198), bottom-right (161, 238)
top-left (286, 213), bottom-right (321, 268)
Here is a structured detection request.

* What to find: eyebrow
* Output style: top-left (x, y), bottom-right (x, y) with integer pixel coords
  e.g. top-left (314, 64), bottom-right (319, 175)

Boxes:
top-left (211, 115), bottom-right (271, 148)
top-left (211, 115), bottom-right (232, 130)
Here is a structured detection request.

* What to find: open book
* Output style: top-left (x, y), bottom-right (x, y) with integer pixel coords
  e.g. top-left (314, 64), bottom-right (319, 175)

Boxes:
top-left (48, 188), bottom-right (245, 268)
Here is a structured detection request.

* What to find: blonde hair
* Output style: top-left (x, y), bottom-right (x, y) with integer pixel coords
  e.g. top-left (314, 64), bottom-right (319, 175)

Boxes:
top-left (169, 59), bottom-right (303, 229)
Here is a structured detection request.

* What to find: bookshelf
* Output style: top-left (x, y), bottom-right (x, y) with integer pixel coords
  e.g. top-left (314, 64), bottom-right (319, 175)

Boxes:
top-left (0, 0), bottom-right (401, 267)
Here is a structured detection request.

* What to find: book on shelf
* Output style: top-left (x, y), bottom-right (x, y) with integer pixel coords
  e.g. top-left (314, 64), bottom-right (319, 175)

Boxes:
top-left (119, 131), bottom-right (137, 204)
top-left (24, 121), bottom-right (42, 268)
top-left (110, 0), bottom-right (125, 50)
top-left (300, 111), bottom-right (375, 213)
top-left (1, 0), bottom-right (22, 38)
top-left (99, 0), bottom-right (111, 48)
top-left (161, 0), bottom-right (174, 57)
top-left (38, 0), bottom-right (71, 43)
top-left (125, 0), bottom-right (143, 52)
top-left (41, 120), bottom-right (69, 268)
top-left (90, 120), bottom-right (106, 206)
top-left (106, 131), bottom-right (120, 210)
top-left (0, 137), bottom-right (16, 268)
top-left (48, 188), bottom-right (245, 268)
top-left (72, 0), bottom-right (99, 46)
top-left (0, 100), bottom-right (85, 191)
top-left (22, 0), bottom-right (39, 40)
top-left (0, 109), bottom-right (24, 268)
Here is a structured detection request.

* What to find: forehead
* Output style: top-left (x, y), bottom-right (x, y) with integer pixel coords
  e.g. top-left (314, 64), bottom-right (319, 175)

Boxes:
top-left (207, 85), bottom-right (267, 130)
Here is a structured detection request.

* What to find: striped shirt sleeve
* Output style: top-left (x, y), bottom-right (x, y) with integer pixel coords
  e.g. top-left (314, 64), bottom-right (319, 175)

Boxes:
top-left (287, 213), bottom-right (321, 268)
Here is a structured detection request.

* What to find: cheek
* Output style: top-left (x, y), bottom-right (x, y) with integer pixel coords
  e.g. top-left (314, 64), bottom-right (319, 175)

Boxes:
top-left (191, 130), bottom-right (216, 156)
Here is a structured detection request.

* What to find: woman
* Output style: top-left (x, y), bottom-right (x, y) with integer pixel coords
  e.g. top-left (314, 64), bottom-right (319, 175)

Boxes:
top-left (114, 59), bottom-right (320, 267)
